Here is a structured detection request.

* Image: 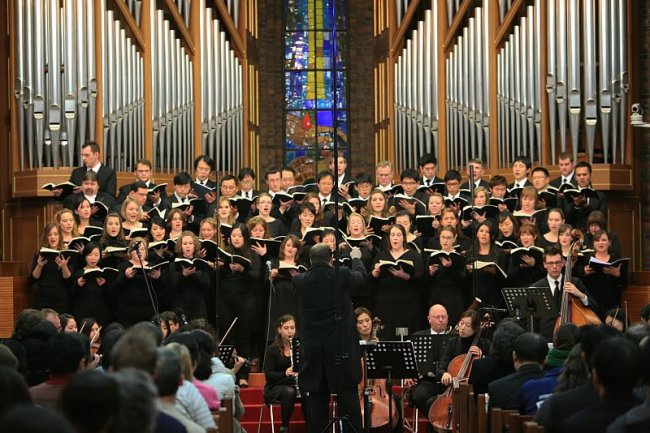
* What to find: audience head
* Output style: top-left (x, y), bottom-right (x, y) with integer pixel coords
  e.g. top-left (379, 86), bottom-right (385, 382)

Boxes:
top-left (513, 332), bottom-right (548, 368)
top-left (0, 345), bottom-right (18, 370)
top-left (112, 368), bottom-right (158, 433)
top-left (490, 319), bottom-right (525, 363)
top-left (48, 333), bottom-right (85, 374)
top-left (640, 303), bottom-right (650, 324)
top-left (40, 308), bottom-right (61, 331)
top-left (111, 330), bottom-right (158, 374)
top-left (553, 323), bottom-right (581, 350)
top-left (580, 324), bottom-right (621, 370)
top-left (59, 370), bottom-right (120, 433)
top-left (0, 367), bottom-right (31, 415)
top-left (592, 337), bottom-right (641, 398)
top-left (154, 347), bottom-right (183, 397)
top-left (0, 405), bottom-right (74, 433)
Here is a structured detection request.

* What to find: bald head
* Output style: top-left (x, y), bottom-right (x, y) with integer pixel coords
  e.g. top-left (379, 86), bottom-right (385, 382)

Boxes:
top-left (427, 304), bottom-right (449, 333)
top-left (310, 243), bottom-right (332, 265)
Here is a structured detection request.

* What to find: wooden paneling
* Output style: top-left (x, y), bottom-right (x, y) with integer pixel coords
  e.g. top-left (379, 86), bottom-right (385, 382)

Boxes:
top-left (624, 272), bottom-right (650, 323)
top-left (0, 276), bottom-right (30, 338)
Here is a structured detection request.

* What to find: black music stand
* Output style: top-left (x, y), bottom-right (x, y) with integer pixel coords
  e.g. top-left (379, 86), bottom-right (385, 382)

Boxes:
top-left (409, 334), bottom-right (452, 379)
top-left (366, 341), bottom-right (419, 432)
top-left (502, 287), bottom-right (558, 332)
top-left (216, 344), bottom-right (235, 367)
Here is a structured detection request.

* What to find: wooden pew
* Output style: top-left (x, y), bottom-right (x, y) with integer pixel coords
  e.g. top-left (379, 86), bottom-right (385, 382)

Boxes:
top-left (476, 394), bottom-right (488, 433)
top-left (523, 420), bottom-right (544, 433)
top-left (507, 413), bottom-right (533, 433)
top-left (213, 398), bottom-right (233, 433)
top-left (490, 408), bottom-right (517, 433)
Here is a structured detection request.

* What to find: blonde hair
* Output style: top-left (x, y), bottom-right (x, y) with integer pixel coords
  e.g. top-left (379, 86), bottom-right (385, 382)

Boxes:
top-left (120, 197), bottom-right (143, 223)
top-left (55, 208), bottom-right (80, 237)
top-left (175, 231), bottom-right (200, 258)
top-left (165, 342), bottom-right (193, 381)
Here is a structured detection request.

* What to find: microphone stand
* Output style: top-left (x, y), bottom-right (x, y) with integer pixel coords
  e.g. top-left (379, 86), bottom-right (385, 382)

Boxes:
top-left (213, 171), bottom-right (222, 330)
top-left (262, 261), bottom-right (275, 372)
top-left (468, 164), bottom-right (479, 301)
top-left (133, 243), bottom-right (161, 324)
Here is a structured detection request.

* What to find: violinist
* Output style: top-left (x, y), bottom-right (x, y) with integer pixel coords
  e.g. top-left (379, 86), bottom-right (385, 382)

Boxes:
top-left (438, 310), bottom-right (491, 387)
top-left (530, 246), bottom-right (598, 341)
top-left (263, 314), bottom-right (302, 433)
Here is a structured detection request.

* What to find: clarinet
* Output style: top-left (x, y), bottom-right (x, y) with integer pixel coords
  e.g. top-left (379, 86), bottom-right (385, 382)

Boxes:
top-left (289, 337), bottom-right (302, 398)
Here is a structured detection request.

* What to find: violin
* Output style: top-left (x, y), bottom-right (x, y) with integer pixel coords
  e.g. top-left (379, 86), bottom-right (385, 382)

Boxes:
top-left (554, 229), bottom-right (601, 333)
top-left (358, 317), bottom-right (399, 433)
top-left (428, 317), bottom-right (490, 431)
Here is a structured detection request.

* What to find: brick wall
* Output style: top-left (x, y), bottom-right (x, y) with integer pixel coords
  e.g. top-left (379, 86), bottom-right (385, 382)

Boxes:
top-left (257, 0), bottom-right (376, 179)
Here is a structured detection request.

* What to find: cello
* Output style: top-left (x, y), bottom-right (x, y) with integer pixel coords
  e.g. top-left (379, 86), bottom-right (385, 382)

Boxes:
top-left (427, 316), bottom-right (489, 432)
top-left (359, 317), bottom-right (399, 433)
top-left (554, 229), bottom-right (601, 333)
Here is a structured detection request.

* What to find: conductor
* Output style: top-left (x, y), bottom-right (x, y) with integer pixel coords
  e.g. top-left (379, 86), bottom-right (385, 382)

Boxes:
top-left (294, 243), bottom-right (366, 433)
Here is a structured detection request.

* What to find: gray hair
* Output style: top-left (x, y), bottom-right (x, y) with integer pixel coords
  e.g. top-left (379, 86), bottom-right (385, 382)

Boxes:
top-left (112, 368), bottom-right (157, 433)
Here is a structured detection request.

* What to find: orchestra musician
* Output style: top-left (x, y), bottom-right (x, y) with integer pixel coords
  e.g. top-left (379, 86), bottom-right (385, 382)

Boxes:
top-left (263, 314), bottom-right (302, 433)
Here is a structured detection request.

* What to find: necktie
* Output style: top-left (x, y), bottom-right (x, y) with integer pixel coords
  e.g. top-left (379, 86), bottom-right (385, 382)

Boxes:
top-left (322, 198), bottom-right (327, 205)
top-left (554, 280), bottom-right (561, 306)
top-left (563, 178), bottom-right (567, 184)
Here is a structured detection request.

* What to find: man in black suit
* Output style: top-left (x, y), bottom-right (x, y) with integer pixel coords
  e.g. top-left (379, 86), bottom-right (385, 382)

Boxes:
top-left (62, 171), bottom-right (116, 223)
top-left (530, 247), bottom-right (599, 341)
top-left (460, 158), bottom-right (490, 191)
top-left (329, 156), bottom-right (354, 198)
top-left (508, 155), bottom-right (532, 190)
top-left (294, 244), bottom-right (366, 433)
top-left (406, 304), bottom-right (451, 415)
top-left (56, 142), bottom-right (116, 199)
top-left (561, 337), bottom-right (641, 433)
top-left (563, 161), bottom-right (608, 231)
top-left (487, 332), bottom-right (548, 410)
top-left (549, 151), bottom-right (579, 189)
top-left (533, 325), bottom-right (620, 433)
top-left (418, 153), bottom-right (444, 188)
top-left (193, 155), bottom-right (217, 205)
top-left (238, 167), bottom-right (258, 201)
top-left (116, 158), bottom-right (167, 207)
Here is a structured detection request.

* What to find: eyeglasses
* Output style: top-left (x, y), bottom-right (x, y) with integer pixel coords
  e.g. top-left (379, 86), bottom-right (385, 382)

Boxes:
top-left (545, 261), bottom-right (564, 267)
top-left (428, 315), bottom-right (448, 320)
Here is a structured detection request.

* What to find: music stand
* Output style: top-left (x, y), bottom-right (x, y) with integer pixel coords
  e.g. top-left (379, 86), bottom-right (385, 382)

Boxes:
top-left (216, 344), bottom-right (235, 367)
top-left (502, 287), bottom-right (558, 332)
top-left (366, 341), bottom-right (419, 432)
top-left (358, 340), bottom-right (378, 433)
top-left (409, 334), bottom-right (452, 379)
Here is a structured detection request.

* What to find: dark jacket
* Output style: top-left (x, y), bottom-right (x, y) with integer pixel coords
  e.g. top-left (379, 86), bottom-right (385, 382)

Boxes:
top-left (488, 363), bottom-right (544, 410)
top-left (69, 164), bottom-right (117, 197)
top-left (533, 380), bottom-right (601, 433)
top-left (293, 258), bottom-right (367, 393)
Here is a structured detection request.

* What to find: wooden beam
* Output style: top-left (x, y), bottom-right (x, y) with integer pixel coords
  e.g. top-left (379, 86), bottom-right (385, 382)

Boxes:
top-left (160, 0), bottom-right (196, 57)
top-left (212, 0), bottom-right (246, 60)
top-left (141, 0), bottom-right (153, 161)
top-left (389, 0), bottom-right (421, 57)
top-left (95, 0), bottom-right (105, 145)
top-left (494, 0), bottom-right (525, 48)
top-left (113, 0), bottom-right (146, 53)
top-left (443, 0), bottom-right (473, 52)
top-left (189, 0), bottom-right (203, 157)
top-left (437, 0), bottom-right (449, 172)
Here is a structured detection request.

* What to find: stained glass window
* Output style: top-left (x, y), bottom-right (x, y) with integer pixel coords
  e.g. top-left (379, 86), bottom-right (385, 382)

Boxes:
top-left (283, 0), bottom-right (348, 181)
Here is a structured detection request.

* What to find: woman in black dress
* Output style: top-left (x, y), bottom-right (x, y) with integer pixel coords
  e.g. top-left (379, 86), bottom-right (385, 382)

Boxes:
top-left (426, 225), bottom-right (468, 325)
top-left (71, 241), bottom-right (112, 326)
top-left (370, 224), bottom-right (424, 339)
top-left (169, 231), bottom-right (211, 320)
top-left (263, 314), bottom-right (301, 433)
top-left (506, 223), bottom-right (545, 287)
top-left (268, 235), bottom-right (303, 340)
top-left (217, 224), bottom-right (261, 387)
top-left (112, 237), bottom-right (165, 326)
top-left (496, 211), bottom-right (519, 251)
top-left (98, 213), bottom-right (128, 269)
top-left (439, 310), bottom-right (491, 387)
top-left (256, 193), bottom-right (289, 238)
top-left (582, 229), bottom-right (627, 316)
top-left (31, 223), bottom-right (73, 312)
top-left (466, 221), bottom-right (508, 308)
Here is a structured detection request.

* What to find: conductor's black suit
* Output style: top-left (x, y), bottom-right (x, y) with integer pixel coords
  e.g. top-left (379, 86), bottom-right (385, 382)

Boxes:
top-left (294, 250), bottom-right (366, 433)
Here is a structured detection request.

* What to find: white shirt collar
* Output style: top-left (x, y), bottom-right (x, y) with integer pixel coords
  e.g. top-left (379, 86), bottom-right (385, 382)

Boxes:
top-left (547, 275), bottom-right (562, 293)
top-left (88, 162), bottom-right (101, 173)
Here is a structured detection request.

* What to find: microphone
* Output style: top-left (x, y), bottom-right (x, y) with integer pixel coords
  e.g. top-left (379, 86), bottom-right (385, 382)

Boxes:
top-left (265, 261), bottom-right (273, 273)
top-left (129, 240), bottom-right (143, 253)
top-left (174, 308), bottom-right (189, 326)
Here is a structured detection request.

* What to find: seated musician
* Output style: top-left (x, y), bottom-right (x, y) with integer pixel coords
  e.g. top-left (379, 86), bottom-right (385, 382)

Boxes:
top-left (530, 246), bottom-right (598, 341)
top-left (405, 304), bottom-right (451, 415)
top-left (438, 310), bottom-right (491, 387)
top-left (263, 314), bottom-right (302, 433)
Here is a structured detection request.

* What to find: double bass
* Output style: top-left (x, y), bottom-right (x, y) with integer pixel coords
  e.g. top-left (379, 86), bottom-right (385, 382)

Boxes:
top-left (554, 229), bottom-right (601, 333)
top-left (359, 317), bottom-right (399, 433)
top-left (427, 318), bottom-right (489, 432)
